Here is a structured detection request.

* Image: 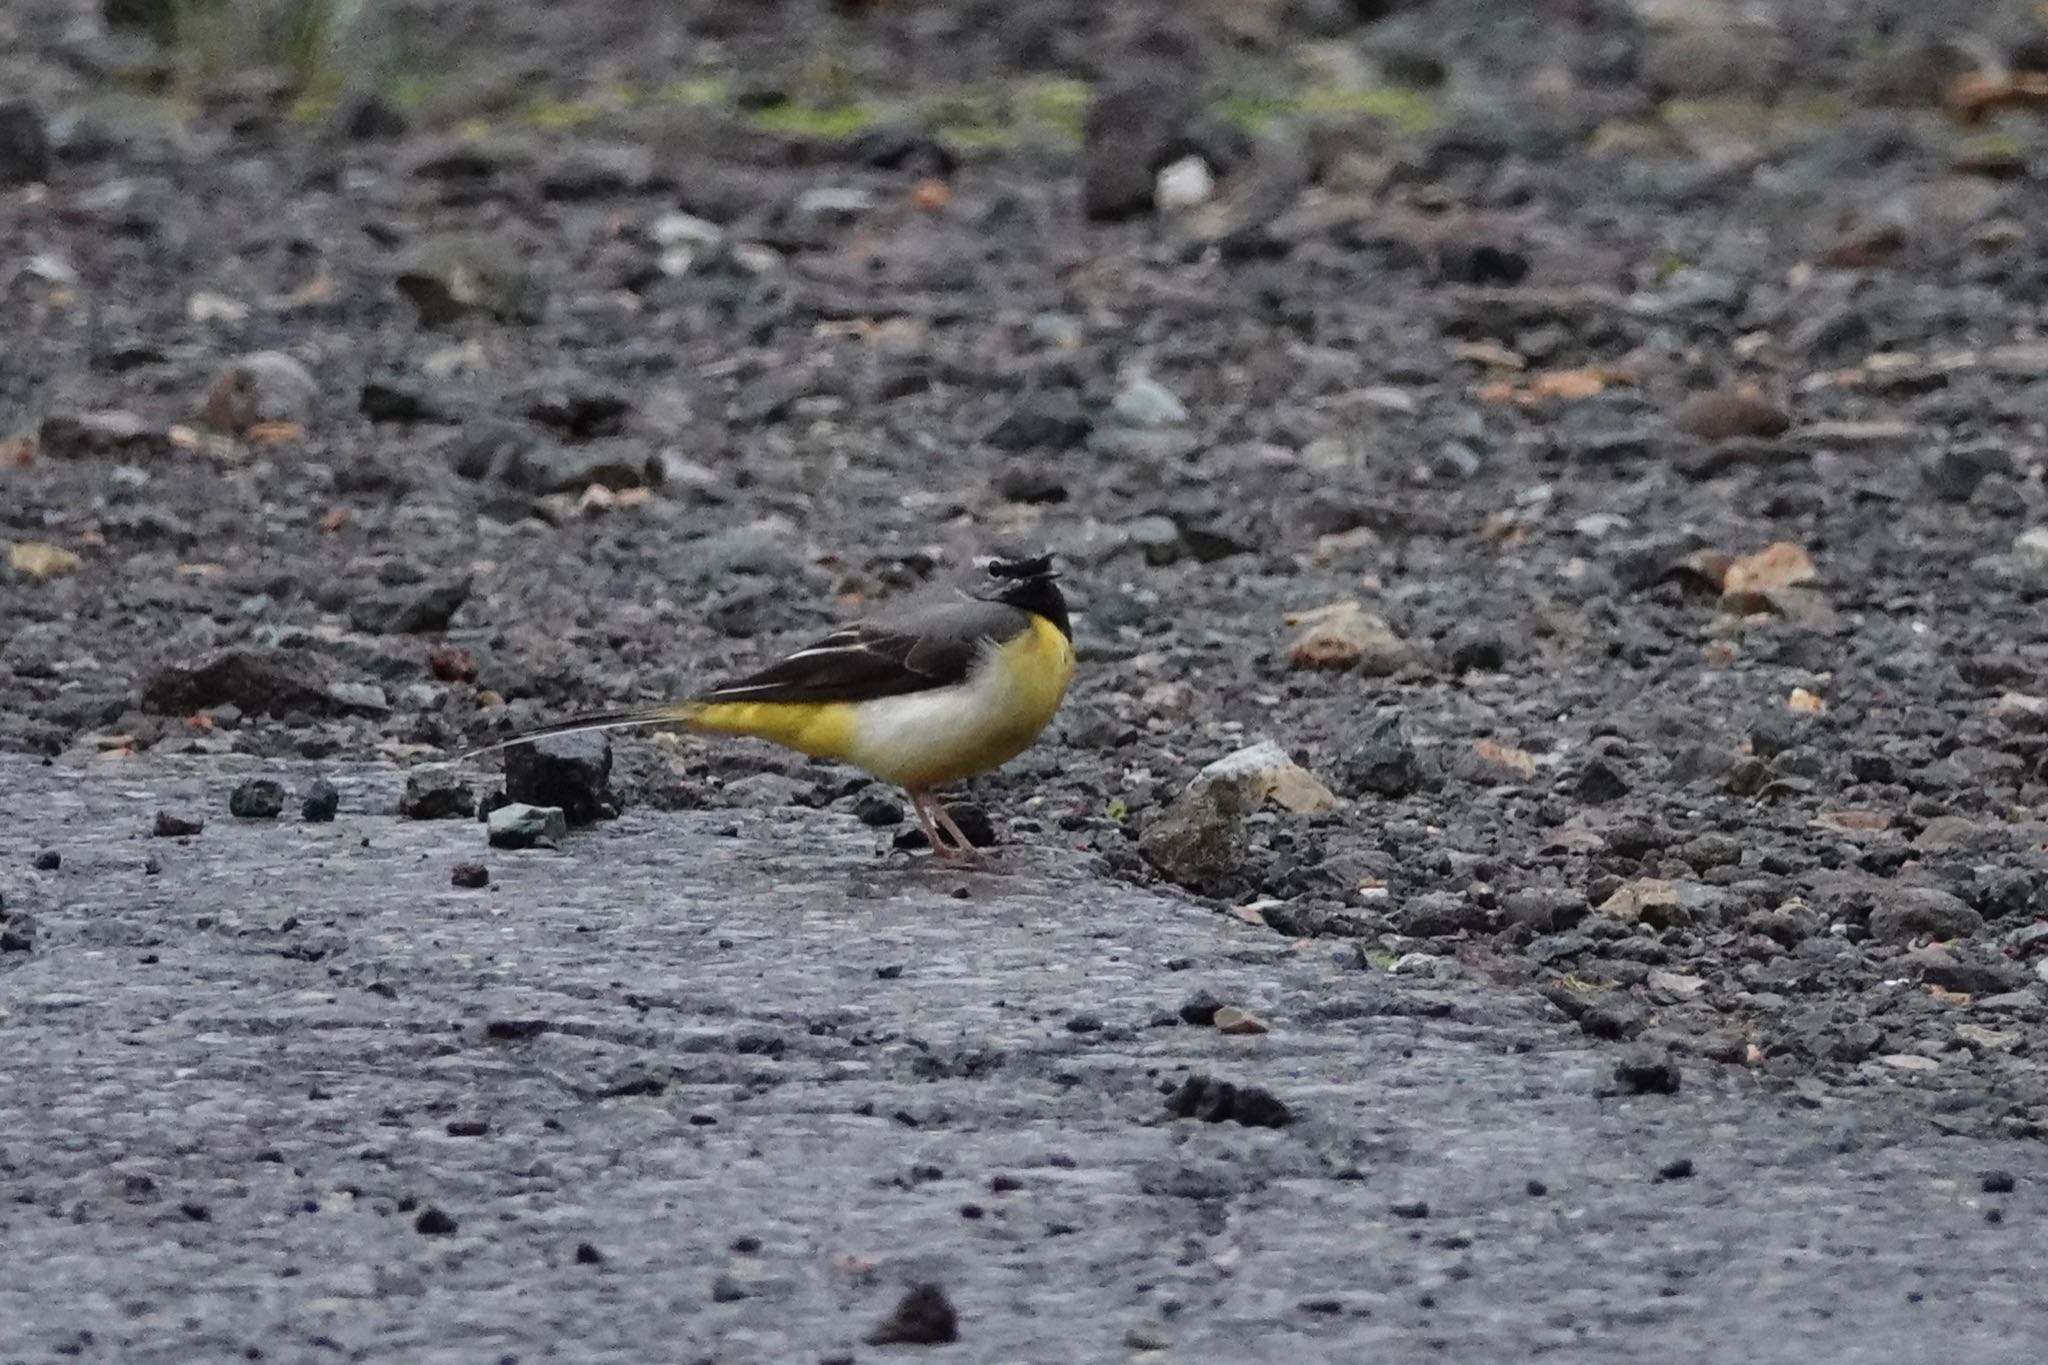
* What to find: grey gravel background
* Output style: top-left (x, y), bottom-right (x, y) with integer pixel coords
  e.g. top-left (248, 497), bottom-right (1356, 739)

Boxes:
top-left (2, 757), bottom-right (2043, 1363)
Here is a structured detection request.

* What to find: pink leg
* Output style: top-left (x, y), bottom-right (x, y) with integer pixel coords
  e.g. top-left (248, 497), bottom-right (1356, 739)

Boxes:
top-left (905, 788), bottom-right (961, 859)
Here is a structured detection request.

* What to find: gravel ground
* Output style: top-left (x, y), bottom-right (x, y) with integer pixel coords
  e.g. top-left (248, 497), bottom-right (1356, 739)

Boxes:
top-left (7, 0), bottom-right (2048, 1356)
top-left (2, 757), bottom-right (2044, 1364)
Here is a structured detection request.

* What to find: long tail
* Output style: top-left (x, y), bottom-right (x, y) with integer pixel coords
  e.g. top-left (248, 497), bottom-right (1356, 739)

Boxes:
top-left (457, 701), bottom-right (703, 761)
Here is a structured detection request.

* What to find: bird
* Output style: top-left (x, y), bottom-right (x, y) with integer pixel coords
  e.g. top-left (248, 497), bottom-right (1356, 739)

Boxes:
top-left (471, 553), bottom-right (1075, 858)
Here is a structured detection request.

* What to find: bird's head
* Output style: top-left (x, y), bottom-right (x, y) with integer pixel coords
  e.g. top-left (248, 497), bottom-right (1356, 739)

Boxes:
top-left (968, 552), bottom-right (1069, 635)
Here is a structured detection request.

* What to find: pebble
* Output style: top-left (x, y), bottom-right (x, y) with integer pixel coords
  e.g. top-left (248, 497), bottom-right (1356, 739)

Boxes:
top-left (1867, 887), bottom-right (1984, 945)
top-left (2014, 528), bottom-right (2048, 577)
top-left (1163, 1075), bottom-right (1292, 1128)
top-left (1286, 601), bottom-right (1415, 677)
top-left (1212, 1006), bottom-right (1270, 1036)
top-left (994, 465), bottom-right (1068, 504)
top-left (864, 1283), bottom-right (960, 1346)
top-left (1177, 989), bottom-right (1223, 1026)
top-left (1195, 740), bottom-right (1344, 815)
top-left (1108, 376), bottom-right (1191, 430)
top-left (0, 99), bottom-right (52, 186)
top-left (414, 1207), bottom-right (458, 1236)
top-left (1154, 155), bottom-right (1214, 212)
top-left (487, 803), bottom-right (568, 850)
top-left (1657, 1157), bottom-right (1696, 1181)
top-left (1083, 72), bottom-right (1200, 221)
top-left (32, 851), bottom-right (60, 871)
top-left (1337, 711), bottom-right (1426, 799)
top-left (347, 576), bottom-right (473, 636)
top-left (141, 650), bottom-right (349, 720)
top-left (228, 779), bottom-right (286, 820)
top-left (989, 389), bottom-right (1091, 451)
top-left (152, 811), bottom-right (204, 838)
top-left (1612, 1049), bottom-right (1682, 1095)
top-left (1673, 389), bottom-right (1791, 442)
top-left (1982, 1170), bottom-right (2017, 1194)
top-left (401, 770), bottom-right (476, 821)
top-left (301, 779), bottom-right (340, 823)
top-left (37, 410), bottom-right (173, 462)
top-left (503, 732), bottom-right (613, 825)
top-left (853, 792), bottom-right (904, 827)
top-left (195, 351), bottom-right (319, 436)
top-left (396, 236), bottom-right (542, 327)
top-left (450, 862), bottom-right (490, 889)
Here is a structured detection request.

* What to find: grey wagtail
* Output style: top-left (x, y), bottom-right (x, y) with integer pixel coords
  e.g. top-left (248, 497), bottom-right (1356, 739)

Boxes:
top-left (473, 554), bottom-right (1074, 857)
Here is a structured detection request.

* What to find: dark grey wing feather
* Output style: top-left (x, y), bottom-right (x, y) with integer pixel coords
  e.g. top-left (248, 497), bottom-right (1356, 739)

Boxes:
top-left (698, 600), bottom-right (1028, 704)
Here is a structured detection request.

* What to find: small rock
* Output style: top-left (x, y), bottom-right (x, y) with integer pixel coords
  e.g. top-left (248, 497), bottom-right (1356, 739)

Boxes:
top-left (228, 779), bottom-right (286, 820)
top-left (1982, 1170), bottom-right (2017, 1194)
top-left (396, 236), bottom-right (541, 327)
top-left (503, 732), bottom-right (614, 825)
top-left (1673, 389), bottom-right (1790, 442)
top-left (1868, 887), bottom-right (1985, 944)
top-left (487, 803), bottom-right (568, 850)
top-left (989, 389), bottom-right (1091, 451)
top-left (143, 649), bottom-right (355, 719)
top-left (0, 908), bottom-right (33, 952)
top-left (37, 410), bottom-right (172, 462)
top-left (993, 465), bottom-right (1068, 505)
top-left (1389, 1200), bottom-right (1431, 1219)
top-left (0, 100), bottom-right (52, 186)
top-left (1336, 711), bottom-right (1425, 798)
top-left (854, 792), bottom-right (903, 827)
top-left (1574, 759), bottom-right (1630, 803)
top-left (195, 352), bottom-right (319, 436)
top-left (1108, 376), bottom-right (1190, 429)
top-left (1139, 781), bottom-right (1251, 887)
top-left (32, 851), bottom-right (60, 871)
top-left (152, 811), bottom-right (203, 838)
top-left (1990, 692), bottom-right (2048, 733)
top-left (524, 370), bottom-right (633, 440)
top-left (451, 862), bottom-right (490, 889)
top-left (1212, 1006), bottom-right (1269, 1035)
top-left (414, 1207), bottom-right (458, 1236)
top-left (574, 1240), bottom-right (605, 1265)
top-left (1084, 72), bottom-right (1201, 221)
top-left (348, 576), bottom-right (472, 635)
top-left (1124, 515), bottom-right (1185, 566)
top-left (9, 542), bottom-right (82, 580)
top-left (334, 91), bottom-right (409, 141)
top-left (1287, 600), bottom-right (1414, 676)
top-left (865, 1283), bottom-right (960, 1346)
top-left (1154, 154), bottom-right (1214, 211)
top-left (1612, 1049), bottom-right (1682, 1095)
top-left (401, 770), bottom-right (476, 821)
top-left (1455, 739), bottom-right (1539, 787)
top-left (1177, 989), bottom-right (1223, 1026)
top-left (719, 772), bottom-right (811, 810)
top-left (2013, 528), bottom-right (2048, 577)
top-left (1597, 878), bottom-right (1688, 929)
top-left (1195, 739), bottom-right (1344, 814)
top-left (1657, 1157), bottom-right (1696, 1181)
top-left (1924, 442), bottom-right (2012, 504)
top-left (1164, 1075), bottom-right (1292, 1128)
top-left (301, 778), bottom-right (340, 823)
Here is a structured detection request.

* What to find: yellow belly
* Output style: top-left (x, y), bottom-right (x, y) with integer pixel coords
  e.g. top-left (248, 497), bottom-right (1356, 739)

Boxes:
top-left (687, 613), bottom-right (1074, 790)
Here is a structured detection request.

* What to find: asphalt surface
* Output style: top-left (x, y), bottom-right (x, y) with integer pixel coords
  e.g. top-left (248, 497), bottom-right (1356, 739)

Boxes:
top-left (2, 755), bottom-right (2044, 1364)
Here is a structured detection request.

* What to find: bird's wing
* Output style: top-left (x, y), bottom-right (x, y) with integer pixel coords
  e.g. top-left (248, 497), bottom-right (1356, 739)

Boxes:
top-left (697, 600), bottom-right (1030, 704)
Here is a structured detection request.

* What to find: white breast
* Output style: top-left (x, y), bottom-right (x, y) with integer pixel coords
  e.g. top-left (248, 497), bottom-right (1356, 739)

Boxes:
top-left (845, 644), bottom-right (1048, 789)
